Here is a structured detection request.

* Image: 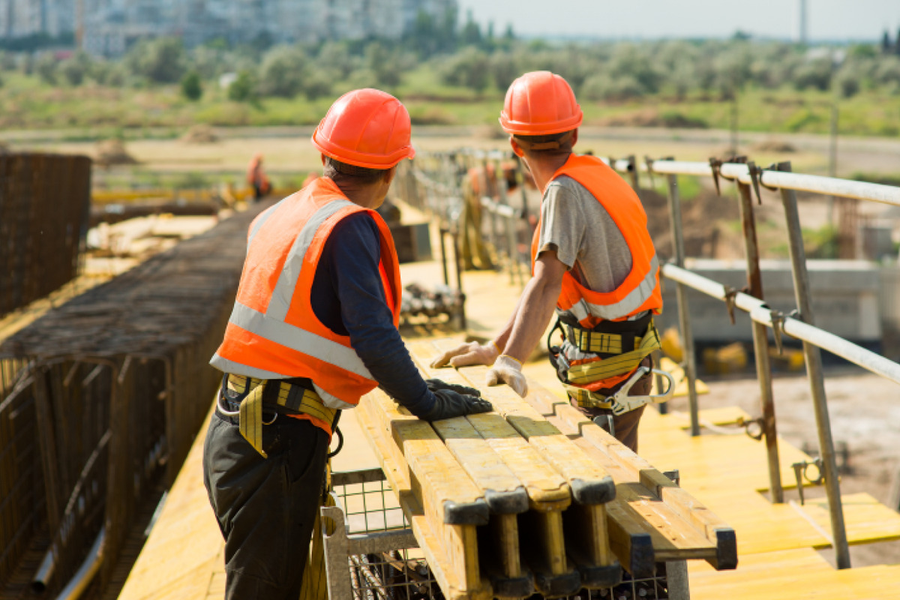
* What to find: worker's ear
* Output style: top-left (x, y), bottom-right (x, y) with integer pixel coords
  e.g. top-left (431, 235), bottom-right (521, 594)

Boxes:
top-left (383, 166), bottom-right (397, 186)
top-left (571, 128), bottom-right (578, 148)
top-left (320, 153), bottom-right (326, 166)
top-left (509, 136), bottom-right (525, 158)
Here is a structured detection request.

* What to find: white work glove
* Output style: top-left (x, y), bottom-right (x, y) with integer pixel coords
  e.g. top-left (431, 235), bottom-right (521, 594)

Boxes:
top-left (485, 355), bottom-right (528, 398)
top-left (430, 340), bottom-right (500, 369)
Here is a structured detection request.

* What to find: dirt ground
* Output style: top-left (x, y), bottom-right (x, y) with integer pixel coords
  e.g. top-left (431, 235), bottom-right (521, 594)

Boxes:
top-left (664, 366), bottom-right (900, 568)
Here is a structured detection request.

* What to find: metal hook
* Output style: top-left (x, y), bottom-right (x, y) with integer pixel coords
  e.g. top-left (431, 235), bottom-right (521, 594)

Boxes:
top-left (770, 309), bottom-right (786, 355)
top-left (792, 457), bottom-right (825, 505)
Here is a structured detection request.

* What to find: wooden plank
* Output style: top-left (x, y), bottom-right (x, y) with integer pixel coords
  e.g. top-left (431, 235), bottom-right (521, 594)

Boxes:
top-left (555, 402), bottom-right (737, 569)
top-left (455, 364), bottom-right (615, 506)
top-left (366, 389), bottom-right (488, 525)
top-left (357, 395), bottom-right (492, 600)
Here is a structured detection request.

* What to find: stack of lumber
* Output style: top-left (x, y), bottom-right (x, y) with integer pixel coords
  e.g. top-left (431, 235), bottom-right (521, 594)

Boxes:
top-left (356, 337), bottom-right (737, 599)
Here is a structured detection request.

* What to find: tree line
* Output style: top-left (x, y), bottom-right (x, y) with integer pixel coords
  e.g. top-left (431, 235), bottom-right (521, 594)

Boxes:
top-left (2, 18), bottom-right (899, 107)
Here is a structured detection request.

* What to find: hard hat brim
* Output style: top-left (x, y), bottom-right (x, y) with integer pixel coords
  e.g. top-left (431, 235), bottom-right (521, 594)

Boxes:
top-left (498, 111), bottom-right (583, 136)
top-left (312, 127), bottom-right (415, 170)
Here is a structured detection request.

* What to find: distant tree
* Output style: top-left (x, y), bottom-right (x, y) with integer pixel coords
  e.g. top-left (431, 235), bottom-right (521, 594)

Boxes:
top-left (883, 30), bottom-right (892, 54)
top-left (125, 37), bottom-right (186, 84)
top-left (489, 52), bottom-right (518, 91)
top-left (302, 68), bottom-right (333, 100)
top-left (58, 51), bottom-right (91, 86)
top-left (460, 10), bottom-right (482, 46)
top-left (439, 47), bottom-right (489, 92)
top-left (35, 53), bottom-right (57, 84)
top-left (317, 42), bottom-right (354, 79)
top-left (365, 42), bottom-right (400, 87)
top-left (181, 70), bottom-right (203, 100)
top-left (228, 70), bottom-right (258, 102)
top-left (793, 57), bottom-right (833, 91)
top-left (258, 45), bottom-right (307, 98)
top-left (834, 68), bottom-right (860, 98)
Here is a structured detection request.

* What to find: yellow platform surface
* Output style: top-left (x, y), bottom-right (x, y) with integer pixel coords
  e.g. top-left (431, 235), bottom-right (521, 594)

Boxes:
top-left (118, 254), bottom-right (900, 599)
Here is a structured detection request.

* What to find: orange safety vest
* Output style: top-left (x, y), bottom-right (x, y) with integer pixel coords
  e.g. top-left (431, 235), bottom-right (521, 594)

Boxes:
top-left (210, 177), bottom-right (402, 415)
top-left (531, 154), bottom-right (662, 329)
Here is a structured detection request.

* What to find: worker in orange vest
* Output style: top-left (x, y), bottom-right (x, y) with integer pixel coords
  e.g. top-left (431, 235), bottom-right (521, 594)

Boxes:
top-left (246, 152), bottom-right (271, 200)
top-left (204, 88), bottom-right (491, 600)
top-left (432, 72), bottom-right (664, 452)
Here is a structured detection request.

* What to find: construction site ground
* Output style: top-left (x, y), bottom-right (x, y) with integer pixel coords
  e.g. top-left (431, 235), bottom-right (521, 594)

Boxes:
top-left (112, 231), bottom-right (900, 599)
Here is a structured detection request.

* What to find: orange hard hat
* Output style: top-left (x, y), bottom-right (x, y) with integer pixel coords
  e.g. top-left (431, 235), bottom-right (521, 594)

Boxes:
top-left (312, 88), bottom-right (415, 169)
top-left (499, 71), bottom-right (583, 136)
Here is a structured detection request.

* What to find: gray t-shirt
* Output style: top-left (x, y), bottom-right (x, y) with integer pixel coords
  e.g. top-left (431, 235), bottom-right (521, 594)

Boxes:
top-left (536, 175), bottom-right (633, 293)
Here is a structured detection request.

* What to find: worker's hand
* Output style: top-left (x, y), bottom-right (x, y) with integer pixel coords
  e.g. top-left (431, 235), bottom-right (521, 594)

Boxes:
top-left (421, 389), bottom-right (493, 421)
top-left (425, 378), bottom-right (482, 397)
top-left (485, 355), bottom-right (528, 398)
top-left (429, 341), bottom-right (500, 369)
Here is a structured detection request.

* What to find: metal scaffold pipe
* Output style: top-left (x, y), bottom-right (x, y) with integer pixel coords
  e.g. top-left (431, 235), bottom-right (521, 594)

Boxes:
top-left (778, 162), bottom-right (851, 569)
top-left (735, 180), bottom-right (783, 503)
top-left (665, 174), bottom-right (701, 436)
top-left (661, 264), bottom-right (900, 385)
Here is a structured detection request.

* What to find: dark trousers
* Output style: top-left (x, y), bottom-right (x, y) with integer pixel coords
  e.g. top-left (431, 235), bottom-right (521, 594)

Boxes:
top-left (568, 356), bottom-right (652, 453)
top-left (203, 409), bottom-right (329, 599)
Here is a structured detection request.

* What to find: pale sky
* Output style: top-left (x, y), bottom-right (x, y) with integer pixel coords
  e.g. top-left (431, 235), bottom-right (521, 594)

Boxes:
top-left (458, 0), bottom-right (900, 42)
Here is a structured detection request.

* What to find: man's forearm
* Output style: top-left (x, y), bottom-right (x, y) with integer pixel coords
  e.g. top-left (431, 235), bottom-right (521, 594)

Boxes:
top-left (501, 273), bottom-right (561, 363)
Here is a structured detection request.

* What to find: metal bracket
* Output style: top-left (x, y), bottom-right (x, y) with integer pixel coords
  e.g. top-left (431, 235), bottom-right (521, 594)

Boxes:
top-left (769, 309), bottom-right (787, 355)
top-left (709, 158), bottom-right (723, 196)
top-left (792, 457), bottom-right (825, 505)
top-left (644, 156), bottom-right (656, 189)
top-left (736, 416), bottom-right (765, 441)
top-left (747, 161), bottom-right (765, 205)
top-left (723, 286), bottom-right (741, 325)
top-left (760, 163), bottom-right (782, 192)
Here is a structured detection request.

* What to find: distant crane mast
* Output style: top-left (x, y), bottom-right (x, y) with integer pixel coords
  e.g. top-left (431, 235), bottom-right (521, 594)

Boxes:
top-left (798, 0), bottom-right (808, 45)
top-left (76, 0), bottom-right (84, 50)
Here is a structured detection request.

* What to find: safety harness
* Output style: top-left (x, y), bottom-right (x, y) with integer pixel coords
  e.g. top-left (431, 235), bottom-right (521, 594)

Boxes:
top-left (549, 312), bottom-right (672, 412)
top-left (216, 374), bottom-right (338, 458)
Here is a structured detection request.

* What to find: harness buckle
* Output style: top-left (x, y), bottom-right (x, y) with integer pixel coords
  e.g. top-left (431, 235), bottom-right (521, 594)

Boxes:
top-left (608, 366), bottom-right (676, 416)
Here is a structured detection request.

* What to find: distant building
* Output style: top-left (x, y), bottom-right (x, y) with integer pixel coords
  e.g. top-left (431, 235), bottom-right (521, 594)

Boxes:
top-left (1, 0), bottom-right (73, 40)
top-left (31, 0), bottom-right (458, 56)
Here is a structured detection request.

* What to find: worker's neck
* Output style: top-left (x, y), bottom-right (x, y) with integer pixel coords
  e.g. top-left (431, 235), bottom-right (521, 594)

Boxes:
top-left (527, 152), bottom-right (573, 193)
top-left (334, 180), bottom-right (386, 210)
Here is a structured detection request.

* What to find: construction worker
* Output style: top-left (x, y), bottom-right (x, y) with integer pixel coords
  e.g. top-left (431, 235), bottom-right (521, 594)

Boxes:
top-left (246, 152), bottom-right (271, 200)
top-left (203, 88), bottom-right (492, 599)
top-left (432, 71), bottom-right (662, 452)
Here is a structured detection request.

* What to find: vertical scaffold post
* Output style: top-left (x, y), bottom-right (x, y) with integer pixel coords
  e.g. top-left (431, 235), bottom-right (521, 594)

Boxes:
top-left (735, 180), bottom-right (784, 503)
top-left (776, 161), bottom-right (850, 568)
top-left (665, 173), bottom-right (700, 436)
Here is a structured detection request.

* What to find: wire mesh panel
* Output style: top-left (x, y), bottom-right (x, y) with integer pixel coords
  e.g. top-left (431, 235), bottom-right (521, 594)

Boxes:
top-left (327, 469), bottom-right (442, 600)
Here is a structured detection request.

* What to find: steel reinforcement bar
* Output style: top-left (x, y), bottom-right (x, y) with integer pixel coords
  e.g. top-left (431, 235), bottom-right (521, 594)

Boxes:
top-left (0, 202), bottom-right (270, 596)
top-left (0, 154), bottom-right (92, 320)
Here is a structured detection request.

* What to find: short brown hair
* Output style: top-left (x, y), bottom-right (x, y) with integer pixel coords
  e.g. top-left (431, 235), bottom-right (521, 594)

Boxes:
top-left (513, 130), bottom-right (574, 156)
top-left (323, 157), bottom-right (390, 185)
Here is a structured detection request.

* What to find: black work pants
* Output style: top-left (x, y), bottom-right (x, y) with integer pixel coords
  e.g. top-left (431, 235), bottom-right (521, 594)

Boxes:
top-left (203, 409), bottom-right (328, 599)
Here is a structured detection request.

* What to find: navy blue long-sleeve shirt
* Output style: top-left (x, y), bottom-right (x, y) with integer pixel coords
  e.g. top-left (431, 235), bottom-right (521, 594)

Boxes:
top-left (310, 211), bottom-right (436, 416)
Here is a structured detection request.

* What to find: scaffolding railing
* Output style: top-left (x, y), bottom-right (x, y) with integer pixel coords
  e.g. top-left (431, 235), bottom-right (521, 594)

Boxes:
top-left (407, 148), bottom-right (900, 573)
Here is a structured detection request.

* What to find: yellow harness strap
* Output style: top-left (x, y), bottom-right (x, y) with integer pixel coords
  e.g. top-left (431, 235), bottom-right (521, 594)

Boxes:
top-left (564, 323), bottom-right (661, 410)
top-left (227, 375), bottom-right (337, 458)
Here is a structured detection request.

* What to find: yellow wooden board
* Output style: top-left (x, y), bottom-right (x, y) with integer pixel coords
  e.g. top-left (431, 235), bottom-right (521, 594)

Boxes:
top-left (119, 403), bottom-right (226, 600)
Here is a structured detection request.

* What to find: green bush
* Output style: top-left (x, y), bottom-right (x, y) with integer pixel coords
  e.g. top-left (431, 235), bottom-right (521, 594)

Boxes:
top-left (181, 70), bottom-right (203, 101)
top-left (228, 70), bottom-right (258, 103)
top-left (125, 37), bottom-right (186, 83)
top-left (258, 45), bottom-right (306, 98)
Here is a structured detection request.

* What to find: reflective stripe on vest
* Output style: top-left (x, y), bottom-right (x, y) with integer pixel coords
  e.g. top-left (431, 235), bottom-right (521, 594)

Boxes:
top-left (210, 177), bottom-right (401, 411)
top-left (560, 255), bottom-right (659, 323)
top-left (531, 154), bottom-right (662, 327)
